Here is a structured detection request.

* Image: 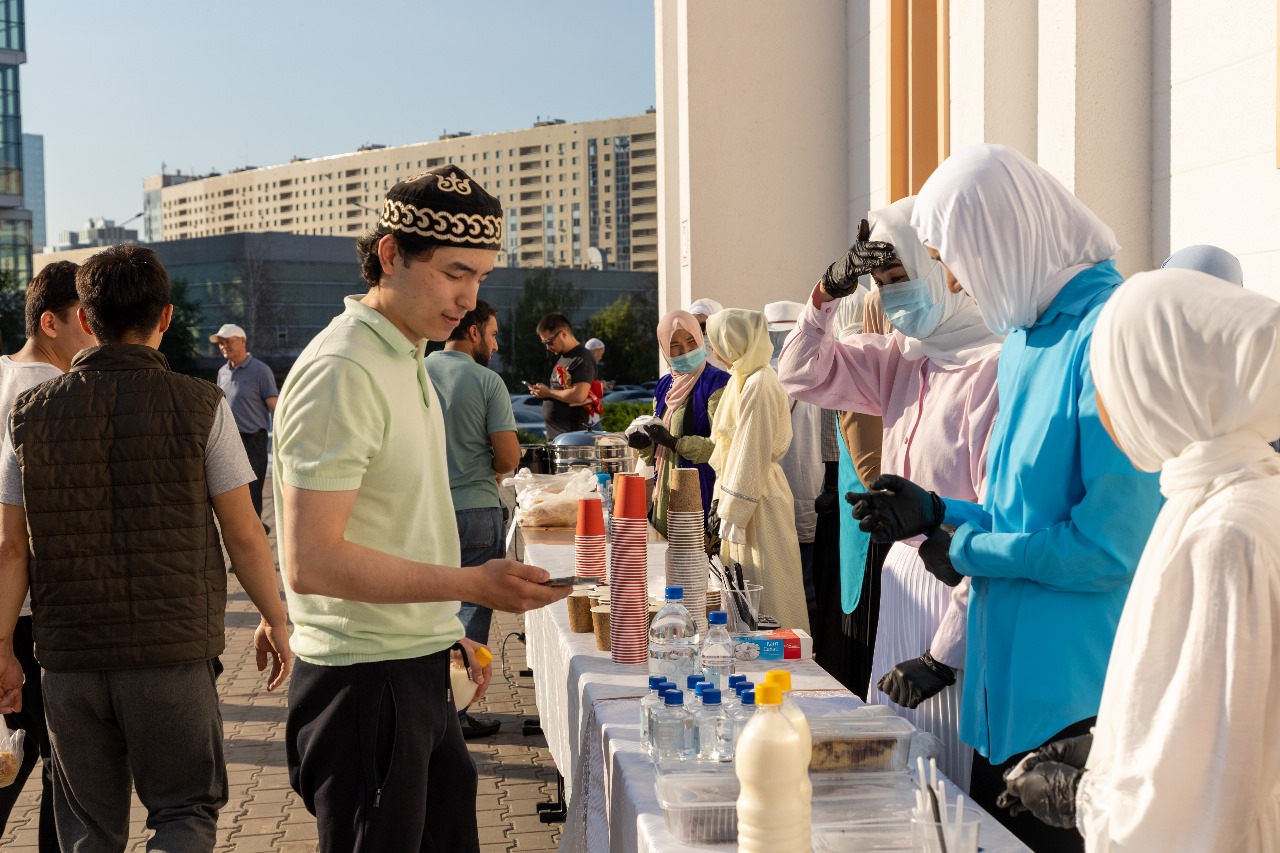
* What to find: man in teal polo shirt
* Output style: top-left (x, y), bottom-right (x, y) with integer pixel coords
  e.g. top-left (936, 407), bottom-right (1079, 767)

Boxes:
top-left (273, 166), bottom-right (571, 852)
top-left (425, 298), bottom-right (520, 739)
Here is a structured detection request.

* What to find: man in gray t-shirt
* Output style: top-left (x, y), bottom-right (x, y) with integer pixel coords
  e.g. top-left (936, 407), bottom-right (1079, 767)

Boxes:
top-left (212, 323), bottom-right (279, 527)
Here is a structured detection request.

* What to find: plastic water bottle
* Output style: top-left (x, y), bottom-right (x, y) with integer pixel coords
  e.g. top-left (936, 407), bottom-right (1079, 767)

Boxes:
top-left (694, 688), bottom-right (734, 762)
top-left (648, 586), bottom-right (699, 679)
top-left (639, 676), bottom-right (670, 746)
top-left (723, 674), bottom-right (746, 712)
top-left (596, 472), bottom-right (613, 534)
top-left (731, 689), bottom-right (756, 745)
top-left (735, 683), bottom-right (809, 851)
top-left (653, 689), bottom-right (695, 763)
top-left (646, 685), bottom-right (678, 757)
top-left (700, 611), bottom-right (734, 692)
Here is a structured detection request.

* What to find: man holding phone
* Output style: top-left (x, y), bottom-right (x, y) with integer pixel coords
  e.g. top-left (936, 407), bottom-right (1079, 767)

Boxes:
top-left (274, 166), bottom-right (572, 852)
top-left (528, 312), bottom-right (595, 440)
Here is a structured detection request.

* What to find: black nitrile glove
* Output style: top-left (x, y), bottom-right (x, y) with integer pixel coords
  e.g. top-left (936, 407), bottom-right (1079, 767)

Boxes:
top-left (845, 474), bottom-right (945, 544)
top-left (626, 429), bottom-right (652, 450)
top-left (919, 524), bottom-right (962, 586)
top-left (814, 487), bottom-right (839, 516)
top-left (997, 762), bottom-right (1083, 829)
top-left (1027, 733), bottom-right (1093, 770)
top-left (820, 219), bottom-right (897, 299)
top-left (644, 422), bottom-right (678, 451)
top-left (877, 650), bottom-right (956, 709)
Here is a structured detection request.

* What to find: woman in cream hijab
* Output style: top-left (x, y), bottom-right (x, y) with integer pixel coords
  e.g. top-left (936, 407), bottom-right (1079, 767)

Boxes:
top-left (705, 308), bottom-right (809, 633)
top-left (1002, 269), bottom-right (1280, 852)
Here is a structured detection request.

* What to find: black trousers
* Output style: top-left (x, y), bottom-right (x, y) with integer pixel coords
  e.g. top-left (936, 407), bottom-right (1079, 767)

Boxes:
top-left (0, 616), bottom-right (56, 852)
top-left (286, 651), bottom-right (479, 853)
top-left (969, 717), bottom-right (1095, 853)
top-left (239, 430), bottom-right (269, 521)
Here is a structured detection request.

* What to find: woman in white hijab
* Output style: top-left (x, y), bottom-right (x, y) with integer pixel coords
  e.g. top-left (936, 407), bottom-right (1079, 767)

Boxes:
top-left (778, 196), bottom-right (1002, 788)
top-left (850, 144), bottom-right (1164, 852)
top-left (705, 308), bottom-right (810, 633)
top-left (1001, 269), bottom-right (1280, 852)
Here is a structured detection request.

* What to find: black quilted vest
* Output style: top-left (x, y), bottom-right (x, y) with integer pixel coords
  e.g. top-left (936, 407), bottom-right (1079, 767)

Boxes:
top-left (10, 344), bottom-right (228, 672)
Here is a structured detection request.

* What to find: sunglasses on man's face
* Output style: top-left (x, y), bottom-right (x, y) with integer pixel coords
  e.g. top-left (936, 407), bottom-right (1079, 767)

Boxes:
top-left (540, 331), bottom-right (561, 347)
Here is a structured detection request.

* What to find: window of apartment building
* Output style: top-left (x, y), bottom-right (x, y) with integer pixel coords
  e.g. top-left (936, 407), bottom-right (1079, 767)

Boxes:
top-left (545, 160), bottom-right (551, 167)
top-left (604, 169), bottom-right (611, 177)
top-left (483, 152), bottom-right (489, 160)
top-left (887, 0), bottom-right (950, 198)
top-left (509, 149), bottom-right (515, 156)
top-left (496, 180), bottom-right (503, 188)
top-left (559, 190), bottom-right (565, 197)
top-left (572, 141), bottom-right (578, 150)
top-left (544, 145), bottom-right (551, 153)
top-left (604, 154), bottom-right (611, 162)
top-left (558, 158), bottom-right (564, 166)
top-left (573, 188), bottom-right (579, 196)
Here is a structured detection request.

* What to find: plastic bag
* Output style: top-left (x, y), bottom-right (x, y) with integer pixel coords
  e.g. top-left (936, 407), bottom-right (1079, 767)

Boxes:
top-left (624, 414), bottom-right (662, 438)
top-left (0, 719), bottom-right (23, 787)
top-left (516, 468), bottom-right (599, 528)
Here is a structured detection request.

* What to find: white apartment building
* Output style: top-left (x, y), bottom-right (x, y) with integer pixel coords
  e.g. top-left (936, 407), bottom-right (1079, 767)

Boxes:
top-left (150, 112), bottom-right (658, 271)
top-left (657, 0), bottom-right (1280, 312)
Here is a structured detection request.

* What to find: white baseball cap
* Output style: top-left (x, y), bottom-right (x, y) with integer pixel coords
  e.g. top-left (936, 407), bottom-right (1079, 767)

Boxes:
top-left (209, 323), bottom-right (247, 342)
top-left (584, 337), bottom-right (605, 351)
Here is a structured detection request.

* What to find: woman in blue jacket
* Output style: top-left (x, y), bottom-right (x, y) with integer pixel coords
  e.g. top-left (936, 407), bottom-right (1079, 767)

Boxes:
top-left (847, 144), bottom-right (1163, 853)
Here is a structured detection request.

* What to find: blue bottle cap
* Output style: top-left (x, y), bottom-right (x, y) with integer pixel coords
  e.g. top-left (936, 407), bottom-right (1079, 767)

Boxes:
top-left (702, 688), bottom-right (721, 705)
top-left (728, 675), bottom-right (746, 687)
top-left (707, 610), bottom-right (727, 625)
top-left (686, 674), bottom-right (706, 689)
top-left (596, 472), bottom-right (610, 484)
top-left (664, 690), bottom-right (684, 706)
top-left (735, 682), bottom-right (755, 697)
top-left (658, 685), bottom-right (677, 697)
top-left (649, 675), bottom-right (668, 690)
top-left (740, 690), bottom-right (755, 705)
top-left (664, 586), bottom-right (684, 600)
top-left (694, 682), bottom-right (709, 698)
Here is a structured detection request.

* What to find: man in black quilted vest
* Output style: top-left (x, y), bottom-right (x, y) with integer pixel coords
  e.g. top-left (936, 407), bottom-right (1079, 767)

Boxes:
top-left (0, 244), bottom-right (292, 853)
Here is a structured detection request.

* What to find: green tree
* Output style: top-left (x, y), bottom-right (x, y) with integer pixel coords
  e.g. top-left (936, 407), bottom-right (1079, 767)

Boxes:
top-left (0, 269), bottom-right (25, 354)
top-left (499, 269), bottom-right (582, 390)
top-left (586, 291), bottom-right (660, 385)
top-left (160, 278), bottom-right (204, 375)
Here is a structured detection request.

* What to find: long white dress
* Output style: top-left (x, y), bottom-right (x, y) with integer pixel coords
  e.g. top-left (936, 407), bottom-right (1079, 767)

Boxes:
top-left (713, 367), bottom-right (810, 634)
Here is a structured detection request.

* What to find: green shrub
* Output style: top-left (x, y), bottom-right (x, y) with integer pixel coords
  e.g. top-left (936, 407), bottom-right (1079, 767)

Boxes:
top-left (516, 429), bottom-right (547, 445)
top-left (601, 399), bottom-right (654, 433)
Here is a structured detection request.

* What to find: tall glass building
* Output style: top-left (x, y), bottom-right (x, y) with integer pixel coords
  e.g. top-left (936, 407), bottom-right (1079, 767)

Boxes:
top-left (22, 132), bottom-right (42, 250)
top-left (0, 0), bottom-right (31, 285)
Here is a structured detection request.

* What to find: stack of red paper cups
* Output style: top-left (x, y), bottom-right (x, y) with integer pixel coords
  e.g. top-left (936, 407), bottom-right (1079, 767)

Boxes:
top-left (608, 474), bottom-right (649, 665)
top-left (574, 497), bottom-right (607, 581)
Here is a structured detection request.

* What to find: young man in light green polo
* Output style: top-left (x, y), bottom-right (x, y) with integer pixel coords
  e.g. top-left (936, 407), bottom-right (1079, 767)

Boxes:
top-left (273, 166), bottom-right (571, 852)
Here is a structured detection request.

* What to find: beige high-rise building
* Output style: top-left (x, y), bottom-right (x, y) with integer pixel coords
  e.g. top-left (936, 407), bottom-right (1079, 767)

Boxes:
top-left (149, 112), bottom-right (657, 271)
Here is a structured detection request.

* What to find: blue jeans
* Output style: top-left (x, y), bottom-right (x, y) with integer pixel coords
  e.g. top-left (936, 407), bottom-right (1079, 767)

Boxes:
top-left (455, 507), bottom-right (505, 647)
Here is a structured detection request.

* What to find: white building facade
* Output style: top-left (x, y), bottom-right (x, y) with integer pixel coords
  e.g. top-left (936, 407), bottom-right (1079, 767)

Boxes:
top-left (657, 0), bottom-right (1280, 312)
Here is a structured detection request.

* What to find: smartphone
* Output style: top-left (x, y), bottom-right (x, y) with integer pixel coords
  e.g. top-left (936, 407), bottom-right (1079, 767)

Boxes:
top-left (543, 575), bottom-right (593, 587)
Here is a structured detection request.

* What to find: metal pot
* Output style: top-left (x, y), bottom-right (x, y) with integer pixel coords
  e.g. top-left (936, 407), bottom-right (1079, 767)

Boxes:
top-left (550, 431), bottom-right (636, 475)
top-left (519, 444), bottom-right (551, 475)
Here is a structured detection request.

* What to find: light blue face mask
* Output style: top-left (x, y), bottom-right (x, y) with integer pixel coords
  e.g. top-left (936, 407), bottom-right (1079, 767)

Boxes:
top-left (670, 347), bottom-right (708, 374)
top-left (880, 278), bottom-right (946, 340)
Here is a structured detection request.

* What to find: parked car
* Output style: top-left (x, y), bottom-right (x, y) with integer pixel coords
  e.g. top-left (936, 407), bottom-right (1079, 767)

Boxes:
top-left (640, 381), bottom-right (659, 392)
top-left (603, 389), bottom-right (654, 404)
top-left (610, 384), bottom-right (648, 394)
top-left (511, 407), bottom-right (547, 438)
top-left (509, 393), bottom-right (544, 409)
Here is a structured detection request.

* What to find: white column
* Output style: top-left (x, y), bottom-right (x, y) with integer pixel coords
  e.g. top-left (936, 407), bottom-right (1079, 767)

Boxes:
top-left (1038, 0), bottom-right (1153, 276)
top-left (948, 0), bottom-right (1038, 157)
top-left (655, 0), bottom-right (684, 317)
top-left (659, 0), bottom-right (850, 313)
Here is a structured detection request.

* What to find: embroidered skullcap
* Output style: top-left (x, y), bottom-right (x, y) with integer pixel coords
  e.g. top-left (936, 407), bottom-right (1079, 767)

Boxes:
top-left (378, 165), bottom-right (503, 251)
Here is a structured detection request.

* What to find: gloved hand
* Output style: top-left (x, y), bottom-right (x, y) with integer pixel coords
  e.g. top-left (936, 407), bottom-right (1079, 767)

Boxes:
top-left (997, 761), bottom-right (1083, 829)
top-left (644, 422), bottom-right (678, 451)
top-left (814, 487), bottom-right (839, 516)
top-left (706, 499), bottom-right (722, 556)
top-left (876, 650), bottom-right (956, 709)
top-left (1026, 733), bottom-right (1093, 770)
top-left (820, 219), bottom-right (897, 299)
top-left (919, 524), bottom-right (962, 586)
top-left (846, 474), bottom-right (945, 544)
top-left (627, 430), bottom-right (652, 450)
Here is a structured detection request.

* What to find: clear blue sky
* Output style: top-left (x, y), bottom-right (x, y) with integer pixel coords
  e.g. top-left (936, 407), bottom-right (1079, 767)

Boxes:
top-left (23, 1), bottom-right (657, 241)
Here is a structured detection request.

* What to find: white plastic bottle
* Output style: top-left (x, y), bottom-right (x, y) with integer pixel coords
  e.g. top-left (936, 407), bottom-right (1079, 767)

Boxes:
top-left (694, 688), bottom-right (734, 762)
top-left (735, 683), bottom-right (809, 852)
top-left (648, 586), bottom-right (699, 679)
top-left (652, 689), bottom-right (695, 763)
top-left (699, 610), bottom-right (735, 691)
top-left (765, 670), bottom-right (812, 827)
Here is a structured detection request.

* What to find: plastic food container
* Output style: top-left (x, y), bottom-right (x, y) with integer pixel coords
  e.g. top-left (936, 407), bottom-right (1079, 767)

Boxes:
top-left (812, 820), bottom-right (915, 851)
top-left (810, 771), bottom-right (919, 825)
top-left (808, 715), bottom-right (916, 773)
top-left (654, 767), bottom-right (739, 844)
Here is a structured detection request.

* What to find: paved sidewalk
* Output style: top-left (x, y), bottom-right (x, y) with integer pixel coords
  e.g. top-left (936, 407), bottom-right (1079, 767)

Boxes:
top-left (1, 480), bottom-right (563, 852)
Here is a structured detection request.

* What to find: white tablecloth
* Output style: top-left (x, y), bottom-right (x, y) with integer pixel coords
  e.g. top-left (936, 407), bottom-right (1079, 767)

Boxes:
top-left (522, 535), bottom-right (1030, 853)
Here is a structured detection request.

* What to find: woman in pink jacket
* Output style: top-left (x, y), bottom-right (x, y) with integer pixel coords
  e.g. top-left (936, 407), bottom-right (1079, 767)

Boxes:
top-left (778, 196), bottom-right (1001, 789)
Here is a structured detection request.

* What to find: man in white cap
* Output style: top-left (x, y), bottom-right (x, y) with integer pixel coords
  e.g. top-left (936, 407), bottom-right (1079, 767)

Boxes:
top-left (766, 300), bottom-right (826, 626)
top-left (212, 323), bottom-right (278, 529)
